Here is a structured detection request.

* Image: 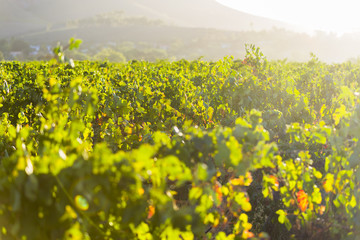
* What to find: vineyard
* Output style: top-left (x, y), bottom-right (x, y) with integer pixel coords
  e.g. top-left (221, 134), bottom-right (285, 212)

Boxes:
top-left (1, 46), bottom-right (360, 239)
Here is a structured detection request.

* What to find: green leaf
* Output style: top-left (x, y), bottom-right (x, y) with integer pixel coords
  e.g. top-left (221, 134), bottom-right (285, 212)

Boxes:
top-left (312, 187), bottom-right (322, 204)
top-left (74, 195), bottom-right (89, 211)
top-left (197, 163), bottom-right (208, 181)
top-left (313, 170), bottom-right (322, 179)
top-left (303, 172), bottom-right (311, 182)
top-left (64, 222), bottom-right (84, 240)
top-left (276, 210), bottom-right (292, 230)
top-left (189, 187), bottom-right (203, 200)
top-left (333, 104), bottom-right (347, 125)
top-left (350, 196), bottom-right (357, 208)
top-left (312, 132), bottom-right (326, 144)
top-left (276, 210), bottom-right (287, 224)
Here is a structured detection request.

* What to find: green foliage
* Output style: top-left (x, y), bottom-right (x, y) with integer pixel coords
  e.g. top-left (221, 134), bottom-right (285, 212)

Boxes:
top-left (94, 48), bottom-right (126, 62)
top-left (2, 46), bottom-right (360, 239)
top-left (10, 38), bottom-right (31, 55)
top-left (53, 37), bottom-right (83, 66)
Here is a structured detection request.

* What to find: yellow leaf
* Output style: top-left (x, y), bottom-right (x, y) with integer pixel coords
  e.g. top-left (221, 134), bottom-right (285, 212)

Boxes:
top-left (323, 174), bottom-right (334, 193)
top-left (138, 188), bottom-right (145, 196)
top-left (49, 78), bottom-right (57, 87)
top-left (74, 195), bottom-right (89, 211)
top-left (231, 177), bottom-right (244, 186)
top-left (241, 201), bottom-right (252, 212)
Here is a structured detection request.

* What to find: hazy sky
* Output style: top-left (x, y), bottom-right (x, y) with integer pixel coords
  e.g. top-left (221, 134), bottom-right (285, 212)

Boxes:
top-left (217, 0), bottom-right (360, 34)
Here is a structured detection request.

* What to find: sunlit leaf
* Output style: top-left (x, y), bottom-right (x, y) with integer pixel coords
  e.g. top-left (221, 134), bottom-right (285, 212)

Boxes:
top-left (74, 195), bottom-right (89, 211)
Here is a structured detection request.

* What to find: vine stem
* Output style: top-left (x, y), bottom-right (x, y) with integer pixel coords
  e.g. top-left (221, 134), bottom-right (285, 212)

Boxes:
top-left (54, 173), bottom-right (107, 237)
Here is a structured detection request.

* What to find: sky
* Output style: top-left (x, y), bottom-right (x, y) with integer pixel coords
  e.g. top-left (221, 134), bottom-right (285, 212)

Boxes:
top-left (216, 0), bottom-right (360, 35)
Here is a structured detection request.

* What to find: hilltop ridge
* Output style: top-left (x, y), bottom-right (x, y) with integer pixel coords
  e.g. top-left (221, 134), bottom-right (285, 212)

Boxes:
top-left (0, 0), bottom-right (293, 38)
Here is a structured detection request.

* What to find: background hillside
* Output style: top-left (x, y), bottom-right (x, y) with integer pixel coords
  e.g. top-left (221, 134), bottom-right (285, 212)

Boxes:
top-left (2, 0), bottom-right (360, 63)
top-left (1, 0), bottom-right (293, 38)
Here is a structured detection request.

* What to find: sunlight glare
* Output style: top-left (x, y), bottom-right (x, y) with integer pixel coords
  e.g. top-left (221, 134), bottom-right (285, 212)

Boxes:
top-left (217, 0), bottom-right (360, 34)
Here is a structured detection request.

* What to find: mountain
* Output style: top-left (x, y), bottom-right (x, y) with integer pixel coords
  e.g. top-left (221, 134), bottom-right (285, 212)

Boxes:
top-left (0, 0), bottom-right (46, 37)
top-left (0, 0), bottom-right (296, 38)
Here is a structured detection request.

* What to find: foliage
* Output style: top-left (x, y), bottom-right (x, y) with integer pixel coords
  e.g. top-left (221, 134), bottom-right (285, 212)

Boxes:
top-left (1, 46), bottom-right (360, 239)
top-left (94, 48), bottom-right (126, 62)
top-left (52, 37), bottom-right (83, 66)
top-left (10, 39), bottom-right (31, 55)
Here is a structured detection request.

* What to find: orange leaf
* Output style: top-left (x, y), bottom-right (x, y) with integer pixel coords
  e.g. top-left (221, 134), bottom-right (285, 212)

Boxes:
top-left (231, 177), bottom-right (244, 186)
top-left (242, 230), bottom-right (255, 239)
top-left (296, 190), bottom-right (308, 212)
top-left (215, 183), bottom-right (223, 202)
top-left (147, 205), bottom-right (155, 219)
top-left (319, 205), bottom-right (326, 215)
top-left (269, 175), bottom-right (279, 188)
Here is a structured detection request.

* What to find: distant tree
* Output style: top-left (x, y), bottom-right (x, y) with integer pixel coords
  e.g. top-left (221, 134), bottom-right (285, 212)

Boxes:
top-left (142, 48), bottom-right (167, 61)
top-left (10, 39), bottom-right (30, 55)
top-left (94, 48), bottom-right (126, 62)
top-left (0, 51), bottom-right (4, 61)
top-left (66, 50), bottom-right (90, 61)
top-left (13, 53), bottom-right (26, 61)
top-left (117, 41), bottom-right (136, 53)
top-left (39, 44), bottom-right (51, 55)
top-left (123, 47), bottom-right (167, 61)
top-left (124, 48), bottom-right (143, 60)
top-left (0, 39), bottom-right (9, 53)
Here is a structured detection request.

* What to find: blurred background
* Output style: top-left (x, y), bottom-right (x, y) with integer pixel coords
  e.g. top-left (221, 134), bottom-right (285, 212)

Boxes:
top-left (2, 0), bottom-right (360, 63)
